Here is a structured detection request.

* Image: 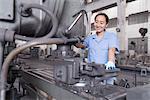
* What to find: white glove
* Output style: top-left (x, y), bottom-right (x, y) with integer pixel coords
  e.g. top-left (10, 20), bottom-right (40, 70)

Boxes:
top-left (105, 61), bottom-right (116, 70)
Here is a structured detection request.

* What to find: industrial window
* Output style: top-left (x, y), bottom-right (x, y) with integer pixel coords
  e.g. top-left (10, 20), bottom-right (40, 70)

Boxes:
top-left (128, 11), bottom-right (148, 25)
top-left (107, 18), bottom-right (117, 28)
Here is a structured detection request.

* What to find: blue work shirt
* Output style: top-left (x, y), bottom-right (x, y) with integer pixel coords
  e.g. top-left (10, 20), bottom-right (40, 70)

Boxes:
top-left (83, 31), bottom-right (119, 64)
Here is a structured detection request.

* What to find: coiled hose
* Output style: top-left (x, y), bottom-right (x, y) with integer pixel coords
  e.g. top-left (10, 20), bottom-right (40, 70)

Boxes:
top-left (15, 3), bottom-right (58, 41)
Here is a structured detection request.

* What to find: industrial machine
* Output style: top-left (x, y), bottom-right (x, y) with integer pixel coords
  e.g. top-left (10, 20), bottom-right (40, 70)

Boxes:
top-left (0, 0), bottom-right (150, 100)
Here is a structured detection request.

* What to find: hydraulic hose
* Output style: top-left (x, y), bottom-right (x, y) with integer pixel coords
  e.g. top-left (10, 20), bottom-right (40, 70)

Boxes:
top-left (16, 3), bottom-right (58, 41)
top-left (0, 37), bottom-right (78, 100)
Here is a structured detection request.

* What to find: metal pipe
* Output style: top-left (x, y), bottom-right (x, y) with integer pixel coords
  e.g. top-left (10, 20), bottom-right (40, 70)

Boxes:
top-left (0, 38), bottom-right (78, 100)
top-left (16, 3), bottom-right (58, 41)
top-left (65, 12), bottom-right (83, 33)
top-left (14, 34), bottom-right (34, 41)
top-left (0, 42), bottom-right (4, 71)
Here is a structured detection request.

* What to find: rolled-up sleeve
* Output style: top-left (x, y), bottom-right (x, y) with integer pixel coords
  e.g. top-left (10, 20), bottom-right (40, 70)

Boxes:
top-left (83, 37), bottom-right (89, 48)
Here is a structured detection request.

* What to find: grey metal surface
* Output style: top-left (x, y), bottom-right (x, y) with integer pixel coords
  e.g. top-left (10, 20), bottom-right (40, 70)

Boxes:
top-left (0, 28), bottom-right (15, 42)
top-left (0, 0), bottom-right (66, 37)
top-left (0, 0), bottom-right (85, 38)
top-left (57, 0), bottom-right (86, 38)
top-left (127, 84), bottom-right (150, 100)
top-left (20, 68), bottom-right (127, 100)
top-left (18, 58), bottom-right (126, 100)
top-left (21, 70), bottom-right (87, 100)
top-left (0, 0), bottom-right (14, 20)
top-left (0, 0), bottom-right (41, 31)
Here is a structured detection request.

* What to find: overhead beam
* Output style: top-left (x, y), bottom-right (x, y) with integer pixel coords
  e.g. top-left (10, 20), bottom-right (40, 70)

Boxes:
top-left (83, 0), bottom-right (117, 12)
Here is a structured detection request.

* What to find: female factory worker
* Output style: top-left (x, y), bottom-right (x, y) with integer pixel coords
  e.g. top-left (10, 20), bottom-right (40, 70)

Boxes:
top-left (76, 13), bottom-right (119, 84)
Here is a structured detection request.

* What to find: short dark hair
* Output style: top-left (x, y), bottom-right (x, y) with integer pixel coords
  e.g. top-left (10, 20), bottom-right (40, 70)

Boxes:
top-left (94, 13), bottom-right (109, 24)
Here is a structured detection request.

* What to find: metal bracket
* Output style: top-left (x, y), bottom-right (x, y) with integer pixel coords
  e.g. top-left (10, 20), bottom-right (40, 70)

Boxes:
top-left (140, 68), bottom-right (147, 76)
top-left (0, 0), bottom-right (14, 20)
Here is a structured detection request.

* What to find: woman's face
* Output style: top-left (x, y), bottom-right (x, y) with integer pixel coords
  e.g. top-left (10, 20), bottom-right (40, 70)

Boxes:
top-left (94, 15), bottom-right (108, 33)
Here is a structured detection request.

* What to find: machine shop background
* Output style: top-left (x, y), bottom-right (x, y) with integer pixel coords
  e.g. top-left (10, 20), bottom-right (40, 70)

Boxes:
top-left (0, 0), bottom-right (150, 100)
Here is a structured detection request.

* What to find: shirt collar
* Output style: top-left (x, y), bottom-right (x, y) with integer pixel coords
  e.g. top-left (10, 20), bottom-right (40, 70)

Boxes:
top-left (92, 32), bottom-right (107, 42)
